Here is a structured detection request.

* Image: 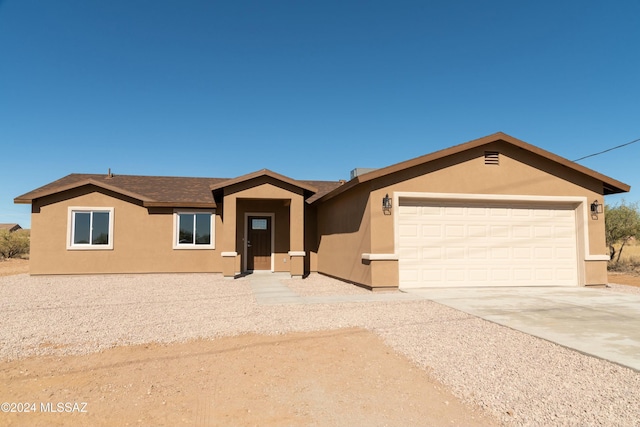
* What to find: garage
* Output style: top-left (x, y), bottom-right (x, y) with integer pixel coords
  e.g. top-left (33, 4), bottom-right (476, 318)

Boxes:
top-left (398, 199), bottom-right (579, 289)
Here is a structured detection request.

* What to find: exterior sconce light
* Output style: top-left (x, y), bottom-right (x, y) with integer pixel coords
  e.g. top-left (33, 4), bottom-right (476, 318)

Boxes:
top-left (590, 200), bottom-right (603, 215)
top-left (383, 193), bottom-right (392, 214)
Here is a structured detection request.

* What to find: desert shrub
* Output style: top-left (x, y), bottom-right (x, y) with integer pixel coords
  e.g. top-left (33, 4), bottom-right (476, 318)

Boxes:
top-left (605, 201), bottom-right (640, 263)
top-left (0, 229), bottom-right (30, 260)
top-left (608, 258), bottom-right (640, 275)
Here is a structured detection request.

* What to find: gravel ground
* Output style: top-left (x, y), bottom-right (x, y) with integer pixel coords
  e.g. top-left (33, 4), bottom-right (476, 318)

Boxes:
top-left (2, 272), bottom-right (640, 426)
top-left (606, 282), bottom-right (640, 295)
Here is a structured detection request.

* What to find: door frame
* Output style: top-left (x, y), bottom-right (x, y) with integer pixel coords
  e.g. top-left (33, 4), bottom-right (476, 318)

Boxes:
top-left (244, 212), bottom-right (275, 272)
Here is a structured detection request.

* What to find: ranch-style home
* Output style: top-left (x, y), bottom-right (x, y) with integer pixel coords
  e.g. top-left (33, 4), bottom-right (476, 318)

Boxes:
top-left (15, 132), bottom-right (629, 290)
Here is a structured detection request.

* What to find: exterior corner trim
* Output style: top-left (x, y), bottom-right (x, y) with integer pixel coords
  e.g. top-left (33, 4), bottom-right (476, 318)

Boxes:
top-left (585, 255), bottom-right (610, 261)
top-left (362, 253), bottom-right (399, 261)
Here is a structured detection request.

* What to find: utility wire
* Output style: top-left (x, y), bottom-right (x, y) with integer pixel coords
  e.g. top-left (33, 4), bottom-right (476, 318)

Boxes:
top-left (573, 137), bottom-right (640, 162)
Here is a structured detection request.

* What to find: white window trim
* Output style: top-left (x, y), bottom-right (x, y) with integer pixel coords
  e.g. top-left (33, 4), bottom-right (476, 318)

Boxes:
top-left (67, 207), bottom-right (115, 250)
top-left (173, 210), bottom-right (216, 250)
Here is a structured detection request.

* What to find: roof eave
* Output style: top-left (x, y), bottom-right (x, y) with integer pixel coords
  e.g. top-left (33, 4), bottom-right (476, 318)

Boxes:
top-left (315, 132), bottom-right (631, 203)
top-left (13, 178), bottom-right (155, 205)
top-left (143, 201), bottom-right (217, 209)
top-left (210, 169), bottom-right (318, 193)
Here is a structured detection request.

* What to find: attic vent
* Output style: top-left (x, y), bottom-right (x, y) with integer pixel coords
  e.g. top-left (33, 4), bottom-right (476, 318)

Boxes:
top-left (484, 151), bottom-right (500, 165)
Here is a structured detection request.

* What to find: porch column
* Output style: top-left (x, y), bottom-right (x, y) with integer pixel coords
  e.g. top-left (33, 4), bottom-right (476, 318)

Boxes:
top-left (221, 194), bottom-right (238, 278)
top-left (289, 194), bottom-right (305, 278)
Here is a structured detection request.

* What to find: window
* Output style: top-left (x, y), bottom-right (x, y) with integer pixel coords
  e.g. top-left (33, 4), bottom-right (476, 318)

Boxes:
top-left (174, 211), bottom-right (215, 249)
top-left (67, 207), bottom-right (114, 250)
top-left (251, 218), bottom-right (268, 230)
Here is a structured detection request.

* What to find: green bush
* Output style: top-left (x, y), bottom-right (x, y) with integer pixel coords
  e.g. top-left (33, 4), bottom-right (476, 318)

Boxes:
top-left (606, 201), bottom-right (640, 263)
top-left (0, 229), bottom-right (30, 260)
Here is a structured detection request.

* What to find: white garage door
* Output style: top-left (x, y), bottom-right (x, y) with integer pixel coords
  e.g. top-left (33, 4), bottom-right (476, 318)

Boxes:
top-left (398, 200), bottom-right (578, 288)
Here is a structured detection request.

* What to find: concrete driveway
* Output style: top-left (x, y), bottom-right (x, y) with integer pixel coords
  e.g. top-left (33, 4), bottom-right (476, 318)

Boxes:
top-left (406, 286), bottom-right (640, 372)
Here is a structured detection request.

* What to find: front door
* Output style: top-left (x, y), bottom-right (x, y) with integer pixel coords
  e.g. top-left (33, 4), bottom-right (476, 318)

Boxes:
top-left (247, 216), bottom-right (272, 271)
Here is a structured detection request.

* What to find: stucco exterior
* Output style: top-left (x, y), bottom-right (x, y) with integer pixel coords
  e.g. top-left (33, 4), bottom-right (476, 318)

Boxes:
top-left (316, 140), bottom-right (615, 289)
top-left (16, 133), bottom-right (629, 289)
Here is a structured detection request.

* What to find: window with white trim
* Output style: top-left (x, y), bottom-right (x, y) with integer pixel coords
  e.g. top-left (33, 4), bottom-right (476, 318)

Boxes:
top-left (67, 207), bottom-right (114, 250)
top-left (174, 211), bottom-right (215, 249)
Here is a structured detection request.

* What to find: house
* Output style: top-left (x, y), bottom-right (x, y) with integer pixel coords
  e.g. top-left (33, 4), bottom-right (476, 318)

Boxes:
top-left (15, 133), bottom-right (630, 290)
top-left (0, 223), bottom-right (23, 233)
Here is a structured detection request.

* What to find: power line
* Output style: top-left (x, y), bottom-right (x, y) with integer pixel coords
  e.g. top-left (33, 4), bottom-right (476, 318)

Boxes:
top-left (573, 137), bottom-right (640, 162)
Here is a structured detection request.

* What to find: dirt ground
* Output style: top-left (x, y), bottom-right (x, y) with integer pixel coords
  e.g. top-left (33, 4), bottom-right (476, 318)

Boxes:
top-left (0, 259), bottom-right (29, 277)
top-left (607, 271), bottom-right (640, 287)
top-left (2, 259), bottom-right (639, 427)
top-left (0, 259), bottom-right (497, 427)
top-left (0, 329), bottom-right (496, 427)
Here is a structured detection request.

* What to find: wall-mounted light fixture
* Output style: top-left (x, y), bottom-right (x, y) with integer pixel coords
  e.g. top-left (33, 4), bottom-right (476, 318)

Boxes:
top-left (383, 193), bottom-right (392, 214)
top-left (590, 199), bottom-right (603, 216)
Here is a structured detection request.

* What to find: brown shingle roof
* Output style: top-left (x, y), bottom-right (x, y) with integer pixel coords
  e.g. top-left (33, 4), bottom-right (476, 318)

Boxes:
top-left (15, 174), bottom-right (229, 208)
top-left (209, 169), bottom-right (319, 193)
top-left (14, 173), bottom-right (343, 207)
top-left (18, 133), bottom-right (621, 208)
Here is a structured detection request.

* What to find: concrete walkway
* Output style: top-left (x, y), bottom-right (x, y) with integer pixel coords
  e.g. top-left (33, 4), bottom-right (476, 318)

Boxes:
top-left (247, 272), bottom-right (419, 305)
top-left (407, 286), bottom-right (640, 372)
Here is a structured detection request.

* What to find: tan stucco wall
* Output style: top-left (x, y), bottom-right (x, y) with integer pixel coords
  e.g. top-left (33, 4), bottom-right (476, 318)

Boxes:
top-left (304, 204), bottom-right (319, 273)
top-left (29, 178), bottom-right (310, 276)
top-left (25, 141), bottom-right (615, 287)
top-left (30, 187), bottom-right (221, 274)
top-left (316, 184), bottom-right (373, 287)
top-left (318, 141), bottom-right (610, 288)
top-left (220, 178), bottom-right (306, 274)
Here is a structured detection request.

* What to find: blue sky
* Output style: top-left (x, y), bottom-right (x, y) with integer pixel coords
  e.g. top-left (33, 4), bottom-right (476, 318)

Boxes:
top-left (1, 0), bottom-right (638, 228)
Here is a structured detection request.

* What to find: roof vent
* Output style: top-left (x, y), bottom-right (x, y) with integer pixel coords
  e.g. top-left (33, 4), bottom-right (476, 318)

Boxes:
top-left (107, 168), bottom-right (114, 179)
top-left (484, 151), bottom-right (499, 165)
top-left (350, 168), bottom-right (378, 180)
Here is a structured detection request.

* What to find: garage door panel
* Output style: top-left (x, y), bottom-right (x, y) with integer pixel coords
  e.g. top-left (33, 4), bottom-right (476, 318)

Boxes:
top-left (490, 207), bottom-right (509, 217)
top-left (469, 268), bottom-right (489, 282)
top-left (445, 206), bottom-right (464, 216)
top-left (491, 247), bottom-right (510, 259)
top-left (443, 225), bottom-right (463, 238)
top-left (512, 226), bottom-right (531, 238)
top-left (445, 247), bottom-right (465, 259)
top-left (513, 247), bottom-right (532, 259)
top-left (556, 247), bottom-right (574, 260)
top-left (468, 247), bottom-right (488, 259)
top-left (422, 247), bottom-right (442, 260)
top-left (535, 226), bottom-right (553, 238)
top-left (445, 269), bottom-right (466, 282)
top-left (490, 225), bottom-right (509, 237)
top-left (468, 225), bottom-right (487, 237)
top-left (398, 246), bottom-right (420, 261)
top-left (398, 202), bottom-right (578, 288)
top-left (399, 224), bottom-right (418, 237)
top-left (421, 225), bottom-right (441, 237)
top-left (491, 269), bottom-right (510, 281)
top-left (420, 206), bottom-right (441, 216)
top-left (535, 269), bottom-right (554, 281)
top-left (514, 269), bottom-right (532, 281)
top-left (557, 268), bottom-right (576, 280)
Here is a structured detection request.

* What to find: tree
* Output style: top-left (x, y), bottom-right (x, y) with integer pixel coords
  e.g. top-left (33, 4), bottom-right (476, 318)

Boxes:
top-left (605, 201), bottom-right (640, 263)
top-left (0, 229), bottom-right (30, 260)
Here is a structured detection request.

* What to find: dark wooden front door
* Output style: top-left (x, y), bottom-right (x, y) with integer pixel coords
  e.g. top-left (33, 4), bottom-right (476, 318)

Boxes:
top-left (247, 216), bottom-right (271, 270)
